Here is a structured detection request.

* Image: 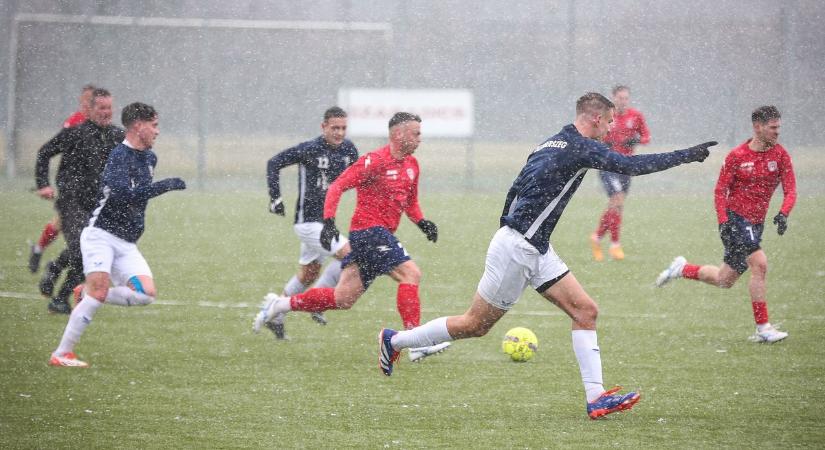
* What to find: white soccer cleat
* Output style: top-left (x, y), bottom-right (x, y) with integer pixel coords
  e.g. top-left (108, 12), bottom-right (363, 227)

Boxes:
top-left (749, 325), bottom-right (789, 343)
top-left (655, 256), bottom-right (687, 287)
top-left (48, 352), bottom-right (89, 368)
top-left (253, 293), bottom-right (281, 334)
top-left (408, 342), bottom-right (451, 362)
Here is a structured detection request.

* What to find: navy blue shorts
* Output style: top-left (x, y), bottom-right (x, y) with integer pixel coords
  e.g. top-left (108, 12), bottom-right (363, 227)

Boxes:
top-left (599, 171), bottom-right (631, 197)
top-left (720, 210), bottom-right (763, 274)
top-left (341, 227), bottom-right (411, 290)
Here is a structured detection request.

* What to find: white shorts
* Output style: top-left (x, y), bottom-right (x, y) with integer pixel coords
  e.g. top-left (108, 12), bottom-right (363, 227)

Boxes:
top-left (476, 227), bottom-right (569, 310)
top-left (80, 226), bottom-right (152, 286)
top-left (293, 222), bottom-right (349, 265)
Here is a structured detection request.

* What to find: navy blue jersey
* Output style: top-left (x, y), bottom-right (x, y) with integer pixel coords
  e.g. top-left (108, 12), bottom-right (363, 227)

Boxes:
top-left (90, 143), bottom-right (179, 242)
top-left (501, 124), bottom-right (705, 254)
top-left (267, 136), bottom-right (358, 224)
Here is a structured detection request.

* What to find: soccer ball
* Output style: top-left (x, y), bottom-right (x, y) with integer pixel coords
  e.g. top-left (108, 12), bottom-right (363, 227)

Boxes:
top-left (502, 327), bottom-right (538, 362)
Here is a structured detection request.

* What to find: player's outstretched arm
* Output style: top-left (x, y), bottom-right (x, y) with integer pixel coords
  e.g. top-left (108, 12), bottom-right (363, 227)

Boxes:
top-left (595, 141), bottom-right (717, 176)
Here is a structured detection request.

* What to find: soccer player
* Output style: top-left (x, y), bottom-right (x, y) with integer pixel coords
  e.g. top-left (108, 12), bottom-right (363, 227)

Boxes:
top-left (377, 93), bottom-right (716, 419)
top-left (264, 106), bottom-right (359, 338)
top-left (29, 84), bottom-right (96, 273)
top-left (254, 112), bottom-right (450, 362)
top-left (35, 88), bottom-right (124, 314)
top-left (655, 105), bottom-right (795, 344)
top-left (48, 102), bottom-right (186, 368)
top-left (590, 85), bottom-right (651, 261)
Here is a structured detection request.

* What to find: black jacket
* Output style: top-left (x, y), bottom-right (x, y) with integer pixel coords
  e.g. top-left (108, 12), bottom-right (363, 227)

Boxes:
top-left (35, 120), bottom-right (125, 211)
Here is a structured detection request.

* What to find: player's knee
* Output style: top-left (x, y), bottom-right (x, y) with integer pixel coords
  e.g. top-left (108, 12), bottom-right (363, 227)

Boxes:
top-left (128, 276), bottom-right (156, 298)
top-left (402, 265), bottom-right (422, 285)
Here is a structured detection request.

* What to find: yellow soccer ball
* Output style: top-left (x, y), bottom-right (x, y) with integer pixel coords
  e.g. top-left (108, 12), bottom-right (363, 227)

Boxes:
top-left (502, 327), bottom-right (538, 362)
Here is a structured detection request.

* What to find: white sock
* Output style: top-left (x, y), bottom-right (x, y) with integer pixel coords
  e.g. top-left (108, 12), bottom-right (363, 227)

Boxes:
top-left (54, 294), bottom-right (103, 356)
top-left (314, 261), bottom-right (342, 288)
top-left (572, 330), bottom-right (604, 403)
top-left (105, 286), bottom-right (155, 306)
top-left (283, 276), bottom-right (306, 297)
top-left (391, 317), bottom-right (452, 350)
top-left (757, 322), bottom-right (772, 332)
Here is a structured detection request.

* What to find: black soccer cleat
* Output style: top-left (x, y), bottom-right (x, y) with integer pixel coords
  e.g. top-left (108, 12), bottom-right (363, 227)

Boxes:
top-left (39, 261), bottom-right (60, 297)
top-left (265, 320), bottom-right (287, 340)
top-left (47, 299), bottom-right (71, 315)
top-left (29, 245), bottom-right (43, 273)
top-left (310, 312), bottom-right (328, 326)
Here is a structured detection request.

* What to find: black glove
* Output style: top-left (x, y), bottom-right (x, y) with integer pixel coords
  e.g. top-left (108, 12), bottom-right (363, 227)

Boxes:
top-left (685, 141), bottom-right (718, 162)
top-left (155, 177), bottom-right (186, 192)
top-left (417, 219), bottom-right (438, 243)
top-left (773, 212), bottom-right (788, 236)
top-left (624, 136), bottom-right (641, 147)
top-left (269, 197), bottom-right (285, 216)
top-left (319, 218), bottom-right (340, 251)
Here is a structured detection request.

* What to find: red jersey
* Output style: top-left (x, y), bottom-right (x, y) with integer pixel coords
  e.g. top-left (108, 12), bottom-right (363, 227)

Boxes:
top-left (603, 107), bottom-right (650, 155)
top-left (63, 111), bottom-right (87, 128)
top-left (324, 145), bottom-right (424, 233)
top-left (714, 140), bottom-right (797, 224)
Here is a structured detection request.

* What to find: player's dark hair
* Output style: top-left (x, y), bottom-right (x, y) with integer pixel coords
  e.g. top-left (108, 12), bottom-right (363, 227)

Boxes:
top-left (324, 106), bottom-right (347, 121)
top-left (612, 85), bottom-right (630, 96)
top-left (388, 112), bottom-right (422, 129)
top-left (576, 92), bottom-right (614, 116)
top-left (752, 105), bottom-right (781, 123)
top-left (90, 88), bottom-right (111, 105)
top-left (122, 102), bottom-right (157, 128)
top-left (81, 84), bottom-right (97, 93)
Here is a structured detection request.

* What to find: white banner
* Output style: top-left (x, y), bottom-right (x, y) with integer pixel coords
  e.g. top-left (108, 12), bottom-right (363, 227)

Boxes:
top-left (337, 88), bottom-right (474, 138)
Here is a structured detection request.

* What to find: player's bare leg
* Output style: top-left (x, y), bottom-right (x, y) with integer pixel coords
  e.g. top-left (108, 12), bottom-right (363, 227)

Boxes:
top-left (743, 251), bottom-right (787, 342)
top-left (543, 272), bottom-right (640, 418)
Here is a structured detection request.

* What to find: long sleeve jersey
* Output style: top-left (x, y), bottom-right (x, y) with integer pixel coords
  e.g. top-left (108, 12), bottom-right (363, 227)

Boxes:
top-left (603, 107), bottom-right (651, 155)
top-left (35, 121), bottom-right (125, 211)
top-left (267, 136), bottom-right (358, 224)
top-left (501, 124), bottom-right (707, 254)
top-left (324, 145), bottom-right (424, 233)
top-left (714, 140), bottom-right (797, 225)
top-left (63, 111), bottom-right (87, 128)
top-left (89, 143), bottom-right (178, 243)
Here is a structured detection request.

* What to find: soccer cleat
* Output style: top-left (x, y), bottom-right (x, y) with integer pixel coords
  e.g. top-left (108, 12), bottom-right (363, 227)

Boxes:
top-left (378, 328), bottom-right (401, 376)
top-left (590, 234), bottom-right (604, 262)
top-left (72, 284), bottom-right (84, 307)
top-left (252, 294), bottom-right (275, 334)
top-left (29, 244), bottom-right (43, 273)
top-left (48, 352), bottom-right (89, 368)
top-left (47, 299), bottom-right (71, 315)
top-left (587, 386), bottom-right (641, 419)
top-left (265, 313), bottom-right (287, 340)
top-left (310, 312), bottom-right (328, 325)
top-left (39, 261), bottom-right (60, 297)
top-left (655, 256), bottom-right (687, 287)
top-left (608, 243), bottom-right (625, 260)
top-left (749, 325), bottom-right (789, 343)
top-left (408, 342), bottom-right (451, 362)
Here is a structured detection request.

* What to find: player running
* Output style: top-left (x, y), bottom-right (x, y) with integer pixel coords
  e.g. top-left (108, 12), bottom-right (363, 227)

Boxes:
top-left (377, 92), bottom-right (716, 419)
top-left (48, 102), bottom-right (186, 368)
top-left (590, 85), bottom-right (651, 261)
top-left (655, 105), bottom-right (795, 344)
top-left (29, 84), bottom-right (96, 273)
top-left (254, 112), bottom-right (450, 362)
top-left (263, 106), bottom-right (359, 338)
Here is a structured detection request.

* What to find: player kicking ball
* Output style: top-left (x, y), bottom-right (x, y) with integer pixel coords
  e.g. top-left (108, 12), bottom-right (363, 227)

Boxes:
top-left (49, 102), bottom-right (186, 367)
top-left (656, 106), bottom-right (795, 344)
top-left (377, 93), bottom-right (717, 419)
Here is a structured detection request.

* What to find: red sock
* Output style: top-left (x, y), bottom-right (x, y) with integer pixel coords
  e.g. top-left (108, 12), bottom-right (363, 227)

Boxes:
top-left (290, 287), bottom-right (336, 313)
top-left (751, 300), bottom-right (769, 325)
top-left (609, 210), bottom-right (622, 243)
top-left (396, 283), bottom-right (421, 330)
top-left (682, 264), bottom-right (701, 280)
top-left (596, 210), bottom-right (611, 239)
top-left (38, 222), bottom-right (59, 248)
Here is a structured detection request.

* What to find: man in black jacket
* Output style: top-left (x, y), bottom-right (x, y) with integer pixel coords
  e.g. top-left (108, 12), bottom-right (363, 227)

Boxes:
top-left (35, 88), bottom-right (125, 314)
